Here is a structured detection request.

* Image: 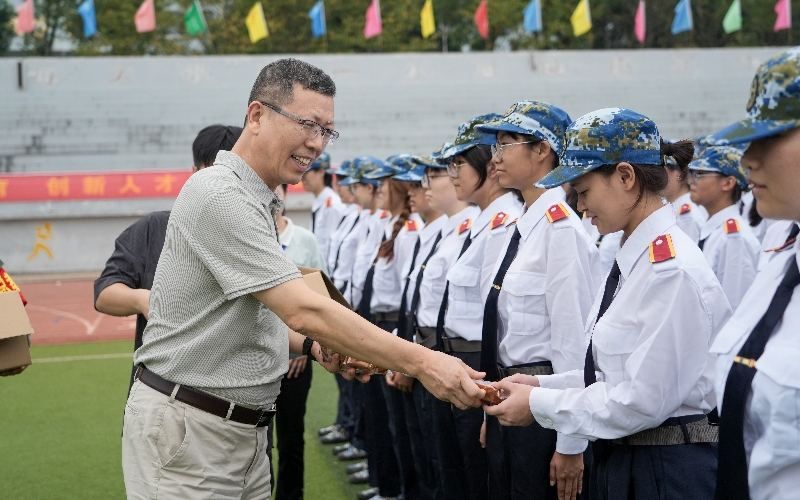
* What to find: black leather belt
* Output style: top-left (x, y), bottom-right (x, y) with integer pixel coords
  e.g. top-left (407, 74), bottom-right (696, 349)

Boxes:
top-left (497, 361), bottom-right (554, 378)
top-left (607, 414), bottom-right (719, 446)
top-left (135, 365), bottom-right (276, 427)
top-left (373, 311), bottom-right (399, 323)
top-left (441, 336), bottom-right (482, 353)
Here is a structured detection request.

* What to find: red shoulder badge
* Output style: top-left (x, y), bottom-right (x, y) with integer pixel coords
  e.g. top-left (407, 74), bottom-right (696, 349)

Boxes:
top-left (458, 218), bottom-right (472, 235)
top-left (380, 210), bottom-right (390, 219)
top-left (325, 197), bottom-right (333, 208)
top-left (679, 204), bottom-right (691, 215)
top-left (491, 212), bottom-right (509, 230)
top-left (724, 219), bottom-right (740, 235)
top-left (405, 219), bottom-right (418, 231)
top-left (545, 203), bottom-right (570, 223)
top-left (649, 234), bottom-right (677, 263)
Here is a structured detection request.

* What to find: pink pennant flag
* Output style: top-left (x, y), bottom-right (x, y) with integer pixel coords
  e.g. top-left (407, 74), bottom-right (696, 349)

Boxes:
top-left (634, 1), bottom-right (646, 43)
top-left (15, 0), bottom-right (35, 34)
top-left (135, 0), bottom-right (156, 33)
top-left (774, 0), bottom-right (791, 32)
top-left (364, 0), bottom-right (382, 39)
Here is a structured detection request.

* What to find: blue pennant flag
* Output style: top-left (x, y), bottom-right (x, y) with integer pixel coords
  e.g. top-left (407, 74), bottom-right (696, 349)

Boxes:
top-left (523, 0), bottom-right (542, 33)
top-left (308, 0), bottom-right (326, 38)
top-left (671, 0), bottom-right (693, 35)
top-left (77, 0), bottom-right (97, 38)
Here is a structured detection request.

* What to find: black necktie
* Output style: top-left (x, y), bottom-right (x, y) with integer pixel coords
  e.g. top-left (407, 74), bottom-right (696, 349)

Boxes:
top-left (312, 208), bottom-right (319, 233)
top-left (404, 231), bottom-right (443, 341)
top-left (786, 223), bottom-right (800, 244)
top-left (715, 259), bottom-right (800, 500)
top-left (356, 233), bottom-right (387, 320)
top-left (698, 237), bottom-right (708, 250)
top-left (396, 237), bottom-right (422, 340)
top-left (435, 234), bottom-right (473, 350)
top-left (331, 215), bottom-right (362, 274)
top-left (584, 260), bottom-right (622, 387)
top-left (479, 227), bottom-right (522, 381)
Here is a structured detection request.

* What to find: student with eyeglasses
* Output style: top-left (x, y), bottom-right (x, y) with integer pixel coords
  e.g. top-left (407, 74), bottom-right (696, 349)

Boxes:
top-left (689, 146), bottom-right (760, 311)
top-left (484, 108), bottom-right (731, 500)
top-left (475, 101), bottom-right (600, 500)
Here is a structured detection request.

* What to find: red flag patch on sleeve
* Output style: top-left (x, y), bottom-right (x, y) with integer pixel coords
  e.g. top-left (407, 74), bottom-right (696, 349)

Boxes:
top-left (679, 204), bottom-right (691, 215)
top-left (325, 197), bottom-right (333, 208)
top-left (649, 234), bottom-right (677, 263)
top-left (458, 218), bottom-right (472, 235)
top-left (405, 219), bottom-right (418, 231)
top-left (724, 219), bottom-right (740, 234)
top-left (545, 203), bottom-right (570, 223)
top-left (490, 212), bottom-right (508, 230)
top-left (380, 211), bottom-right (390, 219)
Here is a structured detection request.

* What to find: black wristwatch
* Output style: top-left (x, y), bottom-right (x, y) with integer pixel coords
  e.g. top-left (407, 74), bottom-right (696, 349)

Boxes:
top-left (302, 337), bottom-right (316, 361)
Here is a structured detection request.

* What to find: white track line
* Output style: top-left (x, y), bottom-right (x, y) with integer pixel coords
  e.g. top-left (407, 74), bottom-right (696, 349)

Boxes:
top-left (33, 353), bottom-right (133, 363)
top-left (26, 304), bottom-right (104, 335)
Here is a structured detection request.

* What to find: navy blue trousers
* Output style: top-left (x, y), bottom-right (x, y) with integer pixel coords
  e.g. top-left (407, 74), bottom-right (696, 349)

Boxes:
top-left (365, 374), bottom-right (401, 495)
top-left (334, 373), bottom-right (355, 431)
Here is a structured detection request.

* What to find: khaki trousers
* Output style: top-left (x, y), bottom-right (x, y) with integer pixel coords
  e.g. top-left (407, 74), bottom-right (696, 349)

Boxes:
top-left (122, 380), bottom-right (271, 499)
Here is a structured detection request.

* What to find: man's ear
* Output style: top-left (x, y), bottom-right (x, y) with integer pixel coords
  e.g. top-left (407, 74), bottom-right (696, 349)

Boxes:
top-left (245, 102), bottom-right (264, 135)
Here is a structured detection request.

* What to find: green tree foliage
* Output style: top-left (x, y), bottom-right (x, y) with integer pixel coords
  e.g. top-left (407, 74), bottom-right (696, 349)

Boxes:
top-left (0, 0), bottom-right (15, 54)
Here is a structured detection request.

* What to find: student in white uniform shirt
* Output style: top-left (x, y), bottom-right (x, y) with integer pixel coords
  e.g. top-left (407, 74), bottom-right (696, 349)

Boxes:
top-left (662, 155), bottom-right (707, 243)
top-left (702, 46), bottom-right (800, 500)
top-left (434, 113), bottom-right (524, 500)
top-left (326, 160), bottom-right (362, 285)
top-left (476, 101), bottom-right (600, 500)
top-left (301, 151), bottom-right (344, 260)
top-left (485, 108), bottom-right (731, 500)
top-left (689, 146), bottom-right (761, 311)
top-left (758, 219), bottom-right (799, 271)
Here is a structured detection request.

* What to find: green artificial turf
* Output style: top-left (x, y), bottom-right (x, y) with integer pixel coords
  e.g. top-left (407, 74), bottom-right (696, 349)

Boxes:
top-left (0, 341), bottom-right (368, 500)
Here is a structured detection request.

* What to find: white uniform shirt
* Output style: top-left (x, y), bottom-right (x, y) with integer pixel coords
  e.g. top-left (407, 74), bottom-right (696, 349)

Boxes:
top-left (310, 186), bottom-right (344, 261)
top-left (415, 206), bottom-right (480, 329)
top-left (528, 205), bottom-right (732, 440)
top-left (758, 220), bottom-right (798, 272)
top-left (597, 231), bottom-right (623, 278)
top-left (403, 215), bottom-right (449, 312)
top-left (371, 214), bottom-right (424, 313)
top-left (444, 193), bottom-right (524, 342)
top-left (494, 188), bottom-right (601, 455)
top-left (332, 208), bottom-right (370, 291)
top-left (672, 192), bottom-right (707, 243)
top-left (700, 204), bottom-right (761, 311)
top-left (582, 214), bottom-right (601, 244)
top-left (711, 242), bottom-right (800, 500)
top-left (346, 210), bottom-right (390, 308)
top-left (327, 204), bottom-right (360, 274)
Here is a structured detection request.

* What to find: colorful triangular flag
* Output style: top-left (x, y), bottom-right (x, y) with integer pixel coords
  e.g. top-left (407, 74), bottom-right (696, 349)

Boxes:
top-left (523, 0), bottom-right (542, 33)
top-left (309, 1), bottom-right (326, 38)
top-left (570, 0), bottom-right (592, 37)
top-left (77, 0), bottom-right (97, 38)
top-left (134, 0), bottom-right (156, 33)
top-left (246, 2), bottom-right (268, 43)
top-left (634, 0), bottom-right (645, 43)
top-left (671, 0), bottom-right (693, 35)
top-left (185, 0), bottom-right (208, 36)
top-left (474, 0), bottom-right (488, 39)
top-left (364, 0), bottom-right (382, 39)
top-left (774, 0), bottom-right (792, 32)
top-left (15, 0), bottom-right (34, 34)
top-left (723, 0), bottom-right (742, 33)
top-left (421, 0), bottom-right (436, 39)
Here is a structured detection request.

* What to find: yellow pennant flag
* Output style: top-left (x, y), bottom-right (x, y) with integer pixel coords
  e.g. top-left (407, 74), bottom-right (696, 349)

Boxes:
top-left (246, 2), bottom-right (268, 43)
top-left (570, 0), bottom-right (592, 36)
top-left (420, 0), bottom-right (435, 38)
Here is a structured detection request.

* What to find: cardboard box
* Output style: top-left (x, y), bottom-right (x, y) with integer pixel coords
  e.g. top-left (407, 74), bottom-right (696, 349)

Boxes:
top-left (0, 291), bottom-right (33, 372)
top-left (298, 266), bottom-right (352, 311)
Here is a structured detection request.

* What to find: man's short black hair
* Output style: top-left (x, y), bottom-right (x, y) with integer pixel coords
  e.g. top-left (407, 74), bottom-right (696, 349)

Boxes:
top-left (193, 125), bottom-right (243, 168)
top-left (248, 58), bottom-right (336, 107)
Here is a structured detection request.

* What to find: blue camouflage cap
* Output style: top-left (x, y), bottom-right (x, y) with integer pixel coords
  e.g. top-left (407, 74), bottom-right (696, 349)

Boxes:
top-left (689, 145), bottom-right (749, 190)
top-left (476, 101), bottom-right (572, 157)
top-left (339, 156), bottom-right (385, 186)
top-left (536, 108), bottom-right (662, 189)
top-left (441, 114), bottom-right (501, 161)
top-left (411, 154), bottom-right (441, 169)
top-left (393, 159), bottom-right (427, 182)
top-left (430, 143), bottom-right (451, 166)
top-left (327, 158), bottom-right (352, 176)
top-left (703, 47), bottom-right (800, 146)
top-left (308, 151), bottom-right (330, 170)
top-left (363, 154), bottom-right (414, 180)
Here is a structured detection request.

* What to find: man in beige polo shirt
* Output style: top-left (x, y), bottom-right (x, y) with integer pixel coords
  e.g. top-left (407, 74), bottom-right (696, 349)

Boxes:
top-left (122, 58), bottom-right (485, 499)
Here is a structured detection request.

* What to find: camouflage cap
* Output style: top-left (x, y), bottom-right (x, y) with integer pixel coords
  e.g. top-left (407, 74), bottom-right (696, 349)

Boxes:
top-left (476, 101), bottom-right (572, 156)
top-left (441, 114), bottom-right (501, 160)
top-left (703, 47), bottom-right (800, 146)
top-left (536, 108), bottom-right (662, 189)
top-left (689, 146), bottom-right (749, 190)
top-left (339, 156), bottom-right (385, 186)
top-left (307, 151), bottom-right (330, 170)
top-left (327, 158), bottom-right (351, 176)
top-left (363, 154), bottom-right (414, 180)
top-left (411, 154), bottom-right (441, 169)
top-left (393, 159), bottom-right (427, 182)
top-left (430, 143), bottom-right (451, 166)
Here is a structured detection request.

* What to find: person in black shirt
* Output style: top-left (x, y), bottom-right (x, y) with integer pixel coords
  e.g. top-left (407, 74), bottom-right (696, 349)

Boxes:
top-left (94, 124), bottom-right (242, 392)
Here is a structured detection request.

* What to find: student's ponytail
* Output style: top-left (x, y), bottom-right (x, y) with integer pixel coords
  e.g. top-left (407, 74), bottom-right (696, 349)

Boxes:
top-left (661, 139), bottom-right (694, 182)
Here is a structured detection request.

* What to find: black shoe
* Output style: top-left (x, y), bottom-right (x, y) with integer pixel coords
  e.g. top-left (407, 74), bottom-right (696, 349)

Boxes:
top-left (320, 428), bottom-right (349, 444)
top-left (349, 470), bottom-right (370, 484)
top-left (356, 486), bottom-right (378, 499)
top-left (338, 445), bottom-right (368, 461)
top-left (318, 424), bottom-right (341, 436)
top-left (346, 460), bottom-right (368, 475)
top-left (332, 443), bottom-right (351, 455)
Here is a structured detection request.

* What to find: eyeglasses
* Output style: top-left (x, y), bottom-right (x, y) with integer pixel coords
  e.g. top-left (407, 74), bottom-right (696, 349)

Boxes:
top-left (446, 161), bottom-right (469, 179)
top-left (421, 171), bottom-right (450, 189)
top-left (260, 102), bottom-right (340, 146)
top-left (490, 141), bottom-right (538, 161)
top-left (688, 171), bottom-right (722, 184)
top-left (348, 180), bottom-right (382, 195)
